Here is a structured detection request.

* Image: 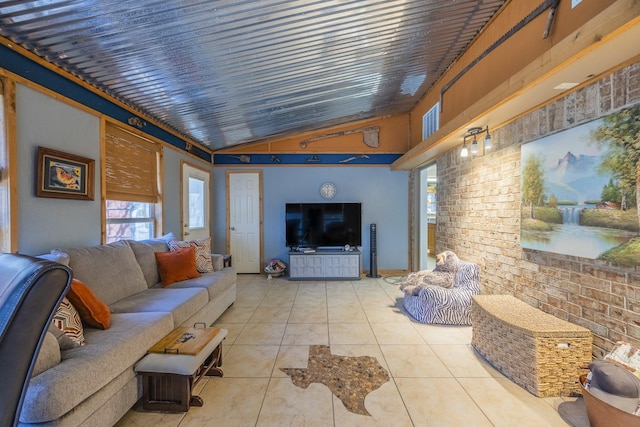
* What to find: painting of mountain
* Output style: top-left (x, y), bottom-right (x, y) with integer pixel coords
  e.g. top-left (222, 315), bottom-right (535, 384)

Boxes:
top-left (523, 120), bottom-right (610, 204)
top-left (520, 116), bottom-right (638, 261)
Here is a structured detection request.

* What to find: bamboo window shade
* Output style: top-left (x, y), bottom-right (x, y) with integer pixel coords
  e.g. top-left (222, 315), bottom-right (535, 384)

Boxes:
top-left (105, 124), bottom-right (160, 203)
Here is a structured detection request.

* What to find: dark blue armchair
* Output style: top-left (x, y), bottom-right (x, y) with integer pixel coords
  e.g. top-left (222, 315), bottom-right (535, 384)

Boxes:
top-left (0, 254), bottom-right (71, 427)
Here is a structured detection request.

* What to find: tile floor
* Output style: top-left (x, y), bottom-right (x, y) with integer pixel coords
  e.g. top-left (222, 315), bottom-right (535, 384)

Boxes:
top-left (117, 274), bottom-right (578, 427)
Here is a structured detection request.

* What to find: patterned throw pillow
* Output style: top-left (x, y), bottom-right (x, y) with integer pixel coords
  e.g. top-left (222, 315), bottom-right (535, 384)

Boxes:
top-left (168, 237), bottom-right (214, 273)
top-left (52, 298), bottom-right (85, 346)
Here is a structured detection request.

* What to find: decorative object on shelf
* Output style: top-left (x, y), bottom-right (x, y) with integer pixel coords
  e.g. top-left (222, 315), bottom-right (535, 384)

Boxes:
top-left (339, 154), bottom-right (370, 163)
top-left (271, 155), bottom-right (281, 163)
top-left (127, 116), bottom-right (146, 129)
top-left (36, 146), bottom-right (95, 200)
top-left (264, 259), bottom-right (286, 279)
top-left (306, 155), bottom-right (321, 162)
top-left (320, 182), bottom-right (337, 199)
top-left (228, 154), bottom-right (251, 163)
top-left (299, 126), bottom-right (379, 149)
top-left (461, 126), bottom-right (492, 157)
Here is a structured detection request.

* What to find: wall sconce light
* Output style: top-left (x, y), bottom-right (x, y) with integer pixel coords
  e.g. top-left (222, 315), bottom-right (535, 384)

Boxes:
top-left (461, 126), bottom-right (492, 158)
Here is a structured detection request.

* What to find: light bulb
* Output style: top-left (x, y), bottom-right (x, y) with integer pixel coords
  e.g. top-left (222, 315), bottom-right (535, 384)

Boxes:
top-left (484, 134), bottom-right (492, 150)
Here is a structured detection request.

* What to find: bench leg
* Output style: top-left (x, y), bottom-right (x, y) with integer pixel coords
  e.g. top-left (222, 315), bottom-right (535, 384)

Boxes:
top-left (190, 395), bottom-right (204, 407)
top-left (204, 344), bottom-right (224, 377)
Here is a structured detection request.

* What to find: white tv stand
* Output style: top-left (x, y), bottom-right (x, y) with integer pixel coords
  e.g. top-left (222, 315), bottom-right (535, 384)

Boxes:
top-left (288, 249), bottom-right (361, 280)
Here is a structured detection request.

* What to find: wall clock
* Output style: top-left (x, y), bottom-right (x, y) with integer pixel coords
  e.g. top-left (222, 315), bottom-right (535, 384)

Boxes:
top-left (320, 182), bottom-right (337, 199)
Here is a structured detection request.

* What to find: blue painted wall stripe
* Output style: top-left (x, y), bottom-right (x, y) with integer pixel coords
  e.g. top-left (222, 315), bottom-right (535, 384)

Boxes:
top-left (214, 153), bottom-right (402, 165)
top-left (1, 44), bottom-right (211, 162)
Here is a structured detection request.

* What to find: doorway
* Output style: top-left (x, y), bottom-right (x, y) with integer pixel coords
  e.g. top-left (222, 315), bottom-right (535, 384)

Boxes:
top-left (227, 171), bottom-right (262, 273)
top-left (419, 164), bottom-right (437, 270)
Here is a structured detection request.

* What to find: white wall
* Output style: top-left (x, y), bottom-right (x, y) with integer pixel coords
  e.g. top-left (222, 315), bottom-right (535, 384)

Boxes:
top-left (16, 84), bottom-right (210, 255)
top-left (212, 166), bottom-right (409, 271)
top-left (161, 149), bottom-right (215, 239)
top-left (15, 84), bottom-right (408, 272)
top-left (17, 84), bottom-right (101, 254)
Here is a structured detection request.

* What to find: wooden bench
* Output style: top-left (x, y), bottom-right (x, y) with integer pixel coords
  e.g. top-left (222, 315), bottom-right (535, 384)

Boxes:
top-left (471, 295), bottom-right (592, 397)
top-left (135, 326), bottom-right (227, 412)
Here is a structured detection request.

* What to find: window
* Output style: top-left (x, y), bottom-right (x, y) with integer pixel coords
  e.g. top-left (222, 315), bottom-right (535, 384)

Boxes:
top-left (104, 122), bottom-right (161, 243)
top-left (106, 201), bottom-right (155, 243)
top-left (422, 102), bottom-right (440, 140)
top-left (188, 176), bottom-right (205, 229)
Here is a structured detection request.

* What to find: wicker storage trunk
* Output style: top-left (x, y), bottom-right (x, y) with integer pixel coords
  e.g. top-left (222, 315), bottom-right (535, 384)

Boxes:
top-left (471, 295), bottom-right (592, 397)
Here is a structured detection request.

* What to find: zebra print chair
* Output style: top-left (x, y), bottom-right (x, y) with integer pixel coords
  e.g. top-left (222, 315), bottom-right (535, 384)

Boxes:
top-left (402, 260), bottom-right (480, 325)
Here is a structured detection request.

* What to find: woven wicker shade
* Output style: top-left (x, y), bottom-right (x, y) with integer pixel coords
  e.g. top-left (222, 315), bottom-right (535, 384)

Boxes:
top-left (105, 124), bottom-right (160, 203)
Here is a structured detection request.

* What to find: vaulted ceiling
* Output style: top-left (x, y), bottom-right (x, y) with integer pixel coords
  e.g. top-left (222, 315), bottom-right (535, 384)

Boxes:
top-left (0, 0), bottom-right (505, 151)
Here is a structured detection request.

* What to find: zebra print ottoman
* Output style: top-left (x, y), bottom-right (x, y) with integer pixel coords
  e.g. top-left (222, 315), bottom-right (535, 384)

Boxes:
top-left (402, 261), bottom-right (480, 325)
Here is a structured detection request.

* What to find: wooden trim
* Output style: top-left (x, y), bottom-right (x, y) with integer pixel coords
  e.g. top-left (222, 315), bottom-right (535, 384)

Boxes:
top-left (0, 77), bottom-right (18, 252)
top-left (156, 146), bottom-right (164, 237)
top-left (100, 118), bottom-right (107, 244)
top-left (395, 1), bottom-right (640, 170)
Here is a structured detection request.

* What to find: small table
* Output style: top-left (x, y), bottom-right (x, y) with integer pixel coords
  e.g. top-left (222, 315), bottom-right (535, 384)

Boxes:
top-left (134, 326), bottom-right (228, 412)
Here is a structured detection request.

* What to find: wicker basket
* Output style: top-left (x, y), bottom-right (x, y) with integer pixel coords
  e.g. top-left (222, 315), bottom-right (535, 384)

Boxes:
top-left (471, 295), bottom-right (592, 397)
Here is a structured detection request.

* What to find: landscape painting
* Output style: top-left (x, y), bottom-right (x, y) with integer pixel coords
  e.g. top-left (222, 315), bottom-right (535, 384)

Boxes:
top-left (520, 106), bottom-right (640, 266)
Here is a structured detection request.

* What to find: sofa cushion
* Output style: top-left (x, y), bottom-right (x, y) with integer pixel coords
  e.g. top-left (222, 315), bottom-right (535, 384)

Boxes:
top-left (63, 240), bottom-right (148, 305)
top-left (32, 332), bottom-right (61, 377)
top-left (53, 298), bottom-right (85, 346)
top-left (67, 278), bottom-right (111, 329)
top-left (168, 237), bottom-right (214, 273)
top-left (128, 233), bottom-right (174, 287)
top-left (109, 287), bottom-right (209, 327)
top-left (168, 269), bottom-right (237, 302)
top-left (22, 311), bottom-right (174, 423)
top-left (155, 247), bottom-right (201, 286)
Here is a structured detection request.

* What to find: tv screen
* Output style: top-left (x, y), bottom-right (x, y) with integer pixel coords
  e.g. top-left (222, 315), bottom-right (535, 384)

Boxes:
top-left (286, 203), bottom-right (362, 248)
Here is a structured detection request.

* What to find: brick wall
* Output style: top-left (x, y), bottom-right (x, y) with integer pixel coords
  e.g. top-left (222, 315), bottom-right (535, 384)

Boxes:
top-left (436, 61), bottom-right (640, 357)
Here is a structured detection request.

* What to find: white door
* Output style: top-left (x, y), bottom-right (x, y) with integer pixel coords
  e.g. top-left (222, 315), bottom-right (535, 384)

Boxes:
top-left (182, 162), bottom-right (211, 241)
top-left (228, 171), bottom-right (261, 273)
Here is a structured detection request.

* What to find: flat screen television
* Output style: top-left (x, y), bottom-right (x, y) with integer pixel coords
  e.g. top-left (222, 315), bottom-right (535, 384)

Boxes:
top-left (286, 203), bottom-right (362, 249)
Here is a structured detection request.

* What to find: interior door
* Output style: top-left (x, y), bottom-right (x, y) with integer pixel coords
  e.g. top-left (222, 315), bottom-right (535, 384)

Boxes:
top-left (227, 171), bottom-right (261, 273)
top-left (181, 162), bottom-right (211, 241)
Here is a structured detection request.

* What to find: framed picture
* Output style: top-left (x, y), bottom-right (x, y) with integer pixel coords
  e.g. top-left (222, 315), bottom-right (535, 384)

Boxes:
top-left (37, 146), bottom-right (95, 200)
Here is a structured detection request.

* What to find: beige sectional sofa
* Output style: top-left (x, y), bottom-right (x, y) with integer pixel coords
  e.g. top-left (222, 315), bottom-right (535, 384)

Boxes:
top-left (21, 235), bottom-right (236, 427)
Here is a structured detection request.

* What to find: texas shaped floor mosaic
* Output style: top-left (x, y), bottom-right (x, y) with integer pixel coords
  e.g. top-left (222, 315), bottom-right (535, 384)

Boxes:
top-left (280, 345), bottom-right (390, 416)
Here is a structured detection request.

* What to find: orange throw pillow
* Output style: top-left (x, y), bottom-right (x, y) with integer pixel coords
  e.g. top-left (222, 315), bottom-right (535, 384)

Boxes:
top-left (67, 278), bottom-right (111, 330)
top-left (155, 246), bottom-right (201, 287)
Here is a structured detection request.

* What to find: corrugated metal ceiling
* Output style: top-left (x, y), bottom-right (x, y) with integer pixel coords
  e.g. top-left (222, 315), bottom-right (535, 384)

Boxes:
top-left (0, 0), bottom-right (505, 151)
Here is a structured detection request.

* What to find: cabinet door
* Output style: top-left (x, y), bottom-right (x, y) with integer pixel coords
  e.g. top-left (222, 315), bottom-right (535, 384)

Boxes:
top-left (306, 255), bottom-right (324, 277)
top-left (342, 255), bottom-right (360, 278)
top-left (289, 255), bottom-right (307, 278)
top-left (324, 255), bottom-right (344, 277)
